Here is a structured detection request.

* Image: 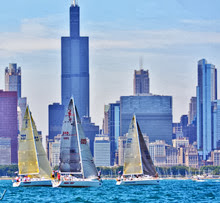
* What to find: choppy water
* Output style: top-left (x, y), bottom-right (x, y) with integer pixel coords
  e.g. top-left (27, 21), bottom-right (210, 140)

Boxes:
top-left (1, 179), bottom-right (220, 202)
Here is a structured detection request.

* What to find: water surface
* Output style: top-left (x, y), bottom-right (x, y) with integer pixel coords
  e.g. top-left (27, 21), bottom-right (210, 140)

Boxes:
top-left (1, 179), bottom-right (220, 202)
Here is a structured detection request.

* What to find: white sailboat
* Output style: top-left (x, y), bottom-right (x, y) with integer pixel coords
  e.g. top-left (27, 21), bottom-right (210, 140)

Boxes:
top-left (116, 115), bottom-right (159, 185)
top-left (13, 106), bottom-right (52, 187)
top-left (52, 98), bottom-right (102, 187)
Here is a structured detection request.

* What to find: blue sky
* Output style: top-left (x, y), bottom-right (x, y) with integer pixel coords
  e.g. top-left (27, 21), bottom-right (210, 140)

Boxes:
top-left (0, 0), bottom-right (220, 136)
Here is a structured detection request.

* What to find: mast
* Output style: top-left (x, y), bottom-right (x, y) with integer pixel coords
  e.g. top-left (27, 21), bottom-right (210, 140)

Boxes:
top-left (28, 106), bottom-right (40, 175)
top-left (73, 98), bottom-right (84, 178)
top-left (135, 115), bottom-right (144, 175)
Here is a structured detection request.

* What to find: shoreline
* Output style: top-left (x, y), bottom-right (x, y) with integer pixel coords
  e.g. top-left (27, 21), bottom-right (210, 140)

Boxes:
top-left (0, 177), bottom-right (13, 180)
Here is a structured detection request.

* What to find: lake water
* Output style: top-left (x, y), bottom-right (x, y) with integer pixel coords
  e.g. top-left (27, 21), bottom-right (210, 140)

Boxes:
top-left (1, 179), bottom-right (220, 202)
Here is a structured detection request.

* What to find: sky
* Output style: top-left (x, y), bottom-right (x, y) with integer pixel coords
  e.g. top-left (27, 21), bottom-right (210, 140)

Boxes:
top-left (1, 0), bottom-right (220, 136)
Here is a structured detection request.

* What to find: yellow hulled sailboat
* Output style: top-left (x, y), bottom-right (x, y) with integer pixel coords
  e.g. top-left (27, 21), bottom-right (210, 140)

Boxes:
top-left (13, 106), bottom-right (52, 187)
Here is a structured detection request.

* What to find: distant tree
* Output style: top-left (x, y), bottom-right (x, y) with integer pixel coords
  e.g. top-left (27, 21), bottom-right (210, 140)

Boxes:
top-left (0, 165), bottom-right (18, 177)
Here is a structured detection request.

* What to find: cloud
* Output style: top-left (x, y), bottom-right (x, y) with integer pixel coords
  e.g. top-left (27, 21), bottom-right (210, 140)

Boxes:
top-left (1, 14), bottom-right (220, 57)
top-left (90, 29), bottom-right (220, 52)
top-left (0, 15), bottom-right (67, 55)
top-left (181, 19), bottom-right (220, 26)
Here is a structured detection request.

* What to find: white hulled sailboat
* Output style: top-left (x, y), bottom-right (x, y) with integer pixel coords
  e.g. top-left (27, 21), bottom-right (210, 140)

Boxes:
top-left (116, 115), bottom-right (159, 185)
top-left (13, 106), bottom-right (52, 187)
top-left (52, 98), bottom-right (102, 187)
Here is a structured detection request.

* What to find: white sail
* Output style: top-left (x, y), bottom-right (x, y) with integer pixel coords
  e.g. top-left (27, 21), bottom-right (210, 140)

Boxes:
top-left (60, 99), bottom-right (81, 174)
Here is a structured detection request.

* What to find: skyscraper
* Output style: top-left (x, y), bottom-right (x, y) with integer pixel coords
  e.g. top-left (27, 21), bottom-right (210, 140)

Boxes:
top-left (120, 95), bottom-right (173, 145)
top-left (133, 69), bottom-right (150, 95)
top-left (0, 90), bottom-right (18, 164)
top-left (188, 97), bottom-right (197, 125)
top-left (197, 59), bottom-right (217, 160)
top-left (47, 103), bottom-right (64, 158)
top-left (102, 105), bottom-right (110, 135)
top-left (108, 102), bottom-right (120, 166)
top-left (94, 135), bottom-right (111, 167)
top-left (61, 1), bottom-right (89, 118)
top-left (48, 103), bottom-right (64, 141)
top-left (5, 63), bottom-right (21, 99)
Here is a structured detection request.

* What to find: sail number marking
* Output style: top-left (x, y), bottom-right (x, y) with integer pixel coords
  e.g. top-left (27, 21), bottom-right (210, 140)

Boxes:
top-left (127, 138), bottom-right (132, 143)
top-left (21, 134), bottom-right (26, 140)
top-left (35, 136), bottom-right (39, 141)
top-left (81, 139), bottom-right (87, 144)
top-left (62, 132), bottom-right (77, 136)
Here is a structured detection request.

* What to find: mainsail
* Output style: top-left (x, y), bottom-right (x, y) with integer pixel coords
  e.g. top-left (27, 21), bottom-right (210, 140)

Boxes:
top-left (59, 98), bottom-right (98, 178)
top-left (137, 122), bottom-right (157, 177)
top-left (18, 106), bottom-right (39, 175)
top-left (60, 98), bottom-right (81, 173)
top-left (123, 115), bottom-right (157, 177)
top-left (123, 116), bottom-right (143, 175)
top-left (30, 114), bottom-right (52, 179)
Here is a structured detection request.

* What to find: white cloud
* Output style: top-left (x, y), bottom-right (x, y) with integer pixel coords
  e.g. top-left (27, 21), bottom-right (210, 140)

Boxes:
top-left (181, 19), bottom-right (220, 26)
top-left (0, 15), bottom-right (66, 54)
top-left (90, 29), bottom-right (220, 51)
top-left (1, 15), bottom-right (220, 56)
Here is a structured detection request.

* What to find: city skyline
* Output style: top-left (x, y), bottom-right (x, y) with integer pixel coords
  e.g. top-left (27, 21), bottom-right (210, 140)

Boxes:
top-left (0, 0), bottom-right (220, 135)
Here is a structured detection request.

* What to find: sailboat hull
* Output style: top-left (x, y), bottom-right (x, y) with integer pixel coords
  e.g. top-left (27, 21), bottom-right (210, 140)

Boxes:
top-left (52, 179), bottom-right (102, 188)
top-left (116, 178), bottom-right (160, 186)
top-left (13, 179), bottom-right (52, 187)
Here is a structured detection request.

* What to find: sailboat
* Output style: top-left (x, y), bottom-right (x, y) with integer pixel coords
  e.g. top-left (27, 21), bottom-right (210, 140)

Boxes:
top-left (52, 98), bottom-right (102, 187)
top-left (116, 115), bottom-right (159, 185)
top-left (13, 106), bottom-right (52, 187)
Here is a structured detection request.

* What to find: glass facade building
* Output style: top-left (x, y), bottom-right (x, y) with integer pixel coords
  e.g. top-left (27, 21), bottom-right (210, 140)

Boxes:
top-left (196, 59), bottom-right (217, 160)
top-left (0, 137), bottom-right (11, 165)
top-left (48, 103), bottom-right (64, 141)
top-left (133, 69), bottom-right (150, 95)
top-left (108, 102), bottom-right (120, 166)
top-left (0, 90), bottom-right (18, 164)
top-left (61, 3), bottom-right (89, 119)
top-left (120, 95), bottom-right (173, 145)
top-left (5, 63), bottom-right (21, 99)
top-left (188, 97), bottom-right (197, 125)
top-left (94, 135), bottom-right (110, 167)
top-left (81, 117), bottom-right (99, 156)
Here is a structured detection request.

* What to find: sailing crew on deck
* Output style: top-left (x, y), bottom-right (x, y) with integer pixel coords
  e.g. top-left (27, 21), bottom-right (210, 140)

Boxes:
top-left (98, 171), bottom-right (101, 180)
top-left (52, 170), bottom-right (55, 178)
top-left (57, 172), bottom-right (61, 181)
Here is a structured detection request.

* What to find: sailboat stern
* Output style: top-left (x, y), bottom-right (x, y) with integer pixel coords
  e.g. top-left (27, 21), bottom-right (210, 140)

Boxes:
top-left (52, 178), bottom-right (102, 188)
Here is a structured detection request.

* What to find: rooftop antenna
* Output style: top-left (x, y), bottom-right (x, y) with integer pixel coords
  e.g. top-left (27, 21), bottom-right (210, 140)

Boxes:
top-left (139, 56), bottom-right (143, 70)
top-left (73, 0), bottom-right (76, 6)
